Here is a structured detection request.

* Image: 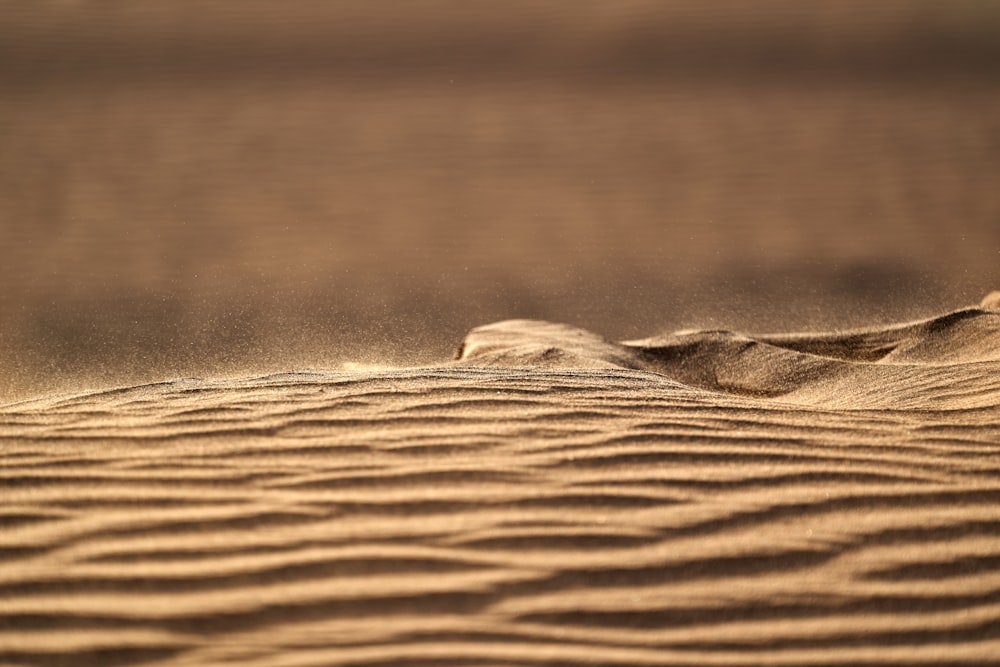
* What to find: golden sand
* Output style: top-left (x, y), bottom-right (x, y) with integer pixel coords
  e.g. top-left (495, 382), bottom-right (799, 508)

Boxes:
top-left (2, 297), bottom-right (999, 665)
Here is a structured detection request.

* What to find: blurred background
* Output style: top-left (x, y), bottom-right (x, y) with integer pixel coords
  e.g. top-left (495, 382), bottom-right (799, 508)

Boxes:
top-left (2, 1), bottom-right (999, 402)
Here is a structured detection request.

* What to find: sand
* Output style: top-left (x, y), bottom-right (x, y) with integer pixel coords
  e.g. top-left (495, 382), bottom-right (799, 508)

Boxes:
top-left (4, 2), bottom-right (1000, 405)
top-left (2, 296), bottom-right (999, 666)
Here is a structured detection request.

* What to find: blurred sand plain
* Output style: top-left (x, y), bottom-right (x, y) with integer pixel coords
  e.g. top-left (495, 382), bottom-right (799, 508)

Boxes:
top-left (2, 0), bottom-right (1000, 402)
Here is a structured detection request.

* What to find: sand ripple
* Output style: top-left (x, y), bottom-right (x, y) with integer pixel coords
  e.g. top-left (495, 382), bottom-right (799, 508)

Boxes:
top-left (2, 305), bottom-right (1000, 665)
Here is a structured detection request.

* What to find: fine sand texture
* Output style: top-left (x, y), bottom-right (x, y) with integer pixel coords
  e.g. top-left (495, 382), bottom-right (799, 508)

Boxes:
top-left (3, 297), bottom-right (1000, 666)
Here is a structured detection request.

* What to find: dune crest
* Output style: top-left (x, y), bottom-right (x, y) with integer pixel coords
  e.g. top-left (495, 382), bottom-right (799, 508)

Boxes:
top-left (456, 299), bottom-right (1000, 410)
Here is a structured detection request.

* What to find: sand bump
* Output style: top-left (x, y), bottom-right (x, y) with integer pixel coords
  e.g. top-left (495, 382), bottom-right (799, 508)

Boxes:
top-left (456, 300), bottom-right (1000, 409)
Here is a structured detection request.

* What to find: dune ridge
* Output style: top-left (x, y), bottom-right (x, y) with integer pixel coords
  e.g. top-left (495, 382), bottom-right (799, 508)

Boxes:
top-left (2, 299), bottom-right (1000, 665)
top-left (457, 299), bottom-right (1000, 410)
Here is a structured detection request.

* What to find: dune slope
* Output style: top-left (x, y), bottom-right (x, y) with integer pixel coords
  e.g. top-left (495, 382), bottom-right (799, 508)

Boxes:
top-left (2, 301), bottom-right (1000, 666)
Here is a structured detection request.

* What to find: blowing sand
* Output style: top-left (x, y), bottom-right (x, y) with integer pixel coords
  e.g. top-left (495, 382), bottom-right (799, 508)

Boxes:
top-left (2, 296), bottom-right (1000, 666)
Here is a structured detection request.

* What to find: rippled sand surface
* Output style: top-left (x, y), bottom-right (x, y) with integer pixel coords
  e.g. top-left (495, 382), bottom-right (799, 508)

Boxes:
top-left (3, 301), bottom-right (1000, 666)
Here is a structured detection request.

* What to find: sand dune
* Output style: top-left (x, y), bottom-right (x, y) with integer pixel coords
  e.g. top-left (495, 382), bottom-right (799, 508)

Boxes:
top-left (2, 299), bottom-right (1000, 665)
top-left (459, 297), bottom-right (1000, 409)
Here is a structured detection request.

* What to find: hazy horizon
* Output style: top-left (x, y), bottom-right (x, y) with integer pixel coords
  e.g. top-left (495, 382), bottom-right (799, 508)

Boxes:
top-left (3, 1), bottom-right (999, 402)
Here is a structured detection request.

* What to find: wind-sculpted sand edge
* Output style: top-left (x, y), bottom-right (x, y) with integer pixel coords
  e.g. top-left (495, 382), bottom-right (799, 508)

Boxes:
top-left (457, 296), bottom-right (1000, 410)
top-left (2, 299), bottom-right (1000, 666)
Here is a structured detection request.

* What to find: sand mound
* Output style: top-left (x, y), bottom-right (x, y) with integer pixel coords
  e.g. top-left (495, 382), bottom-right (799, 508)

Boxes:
top-left (2, 299), bottom-right (1000, 666)
top-left (457, 304), bottom-right (1000, 410)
